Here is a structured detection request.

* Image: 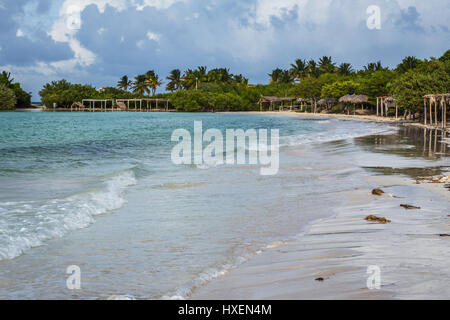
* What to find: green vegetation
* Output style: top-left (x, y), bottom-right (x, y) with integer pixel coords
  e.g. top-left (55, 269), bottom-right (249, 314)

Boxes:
top-left (38, 49), bottom-right (450, 115)
top-left (0, 71), bottom-right (31, 109)
top-left (0, 84), bottom-right (17, 110)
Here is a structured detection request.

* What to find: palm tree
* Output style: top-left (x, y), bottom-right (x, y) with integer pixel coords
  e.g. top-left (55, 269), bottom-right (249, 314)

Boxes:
top-left (117, 75), bottom-right (131, 91)
top-left (290, 59), bottom-right (307, 82)
top-left (307, 60), bottom-right (320, 78)
top-left (364, 61), bottom-right (384, 73)
top-left (396, 56), bottom-right (421, 73)
top-left (268, 69), bottom-right (291, 84)
top-left (337, 63), bottom-right (354, 76)
top-left (166, 69), bottom-right (182, 92)
top-left (132, 74), bottom-right (149, 96)
top-left (146, 74), bottom-right (163, 96)
top-left (0, 71), bottom-right (14, 86)
top-left (207, 68), bottom-right (233, 84)
top-left (182, 67), bottom-right (207, 90)
top-left (318, 56), bottom-right (336, 74)
top-left (268, 68), bottom-right (283, 84)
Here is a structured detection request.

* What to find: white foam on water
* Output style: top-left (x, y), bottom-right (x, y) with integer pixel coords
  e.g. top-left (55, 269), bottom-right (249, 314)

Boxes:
top-left (0, 170), bottom-right (137, 260)
top-left (280, 122), bottom-right (397, 147)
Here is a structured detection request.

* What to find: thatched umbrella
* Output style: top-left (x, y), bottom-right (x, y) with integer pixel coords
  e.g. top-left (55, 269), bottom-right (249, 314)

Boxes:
top-left (339, 94), bottom-right (368, 115)
top-left (317, 98), bottom-right (336, 110)
top-left (384, 96), bottom-right (395, 107)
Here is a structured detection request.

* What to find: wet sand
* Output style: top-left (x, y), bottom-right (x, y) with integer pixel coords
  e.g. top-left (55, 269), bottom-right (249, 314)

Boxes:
top-left (191, 126), bottom-right (450, 300)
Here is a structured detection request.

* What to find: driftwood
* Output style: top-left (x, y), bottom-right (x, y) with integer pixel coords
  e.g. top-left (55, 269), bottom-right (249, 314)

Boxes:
top-left (400, 204), bottom-right (421, 210)
top-left (365, 215), bottom-right (391, 224)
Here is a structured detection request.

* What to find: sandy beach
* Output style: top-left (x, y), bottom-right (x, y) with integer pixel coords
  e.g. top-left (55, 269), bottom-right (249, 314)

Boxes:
top-left (191, 117), bottom-right (450, 300)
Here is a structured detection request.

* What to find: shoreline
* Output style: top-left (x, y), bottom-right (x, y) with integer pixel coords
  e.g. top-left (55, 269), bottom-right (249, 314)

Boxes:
top-left (190, 121), bottom-right (450, 300)
top-left (224, 111), bottom-right (449, 132)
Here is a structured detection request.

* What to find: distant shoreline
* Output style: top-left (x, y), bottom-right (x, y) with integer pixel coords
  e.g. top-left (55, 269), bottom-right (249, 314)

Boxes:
top-left (7, 108), bottom-right (448, 132)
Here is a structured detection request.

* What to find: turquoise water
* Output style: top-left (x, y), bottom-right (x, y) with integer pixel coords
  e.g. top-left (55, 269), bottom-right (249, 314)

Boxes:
top-left (0, 111), bottom-right (392, 299)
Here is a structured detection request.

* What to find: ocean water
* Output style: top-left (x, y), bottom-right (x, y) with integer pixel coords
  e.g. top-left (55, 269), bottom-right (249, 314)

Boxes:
top-left (0, 111), bottom-right (398, 299)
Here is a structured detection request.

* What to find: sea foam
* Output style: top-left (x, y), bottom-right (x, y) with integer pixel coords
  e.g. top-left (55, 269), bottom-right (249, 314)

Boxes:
top-left (0, 170), bottom-right (137, 260)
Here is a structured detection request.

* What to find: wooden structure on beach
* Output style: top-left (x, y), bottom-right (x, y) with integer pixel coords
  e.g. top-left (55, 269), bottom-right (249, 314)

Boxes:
top-left (71, 98), bottom-right (171, 112)
top-left (376, 96), bottom-right (398, 118)
top-left (339, 94), bottom-right (368, 115)
top-left (116, 98), bottom-right (170, 111)
top-left (74, 99), bottom-right (115, 111)
top-left (423, 94), bottom-right (449, 129)
top-left (317, 98), bottom-right (336, 111)
top-left (297, 98), bottom-right (312, 112)
top-left (258, 96), bottom-right (297, 111)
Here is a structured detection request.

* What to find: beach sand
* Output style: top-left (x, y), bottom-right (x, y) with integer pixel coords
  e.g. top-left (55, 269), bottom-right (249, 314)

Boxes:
top-left (191, 119), bottom-right (450, 300)
top-left (192, 177), bottom-right (450, 300)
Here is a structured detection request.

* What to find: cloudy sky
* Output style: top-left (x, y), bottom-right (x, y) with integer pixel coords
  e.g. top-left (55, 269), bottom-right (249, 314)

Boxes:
top-left (0, 0), bottom-right (449, 100)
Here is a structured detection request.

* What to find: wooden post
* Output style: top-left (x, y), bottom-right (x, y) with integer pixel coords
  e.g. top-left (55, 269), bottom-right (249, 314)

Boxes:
top-left (435, 98), bottom-right (438, 126)
top-left (424, 98), bottom-right (427, 125)
top-left (376, 98), bottom-right (379, 116)
top-left (430, 98), bottom-right (433, 126)
top-left (444, 99), bottom-right (447, 129)
top-left (441, 98), bottom-right (446, 129)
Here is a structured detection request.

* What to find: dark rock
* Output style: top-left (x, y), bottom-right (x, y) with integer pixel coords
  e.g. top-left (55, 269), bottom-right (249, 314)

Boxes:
top-left (315, 277), bottom-right (324, 282)
top-left (372, 189), bottom-right (385, 196)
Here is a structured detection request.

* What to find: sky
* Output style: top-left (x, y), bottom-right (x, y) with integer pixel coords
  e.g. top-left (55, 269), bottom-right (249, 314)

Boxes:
top-left (0, 0), bottom-right (449, 100)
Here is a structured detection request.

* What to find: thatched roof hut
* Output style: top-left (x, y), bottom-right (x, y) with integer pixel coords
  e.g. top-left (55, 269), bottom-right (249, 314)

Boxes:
top-left (384, 96), bottom-right (395, 107)
top-left (258, 96), bottom-right (297, 111)
top-left (317, 98), bottom-right (336, 106)
top-left (339, 94), bottom-right (369, 104)
top-left (258, 96), bottom-right (297, 104)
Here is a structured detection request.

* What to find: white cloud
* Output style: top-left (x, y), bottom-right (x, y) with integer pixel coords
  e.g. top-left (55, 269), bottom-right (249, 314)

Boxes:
top-left (47, 0), bottom-right (130, 70)
top-left (147, 31), bottom-right (160, 42)
top-left (97, 27), bottom-right (106, 35)
top-left (132, 0), bottom-right (187, 11)
top-left (16, 29), bottom-right (24, 37)
top-left (136, 40), bottom-right (145, 48)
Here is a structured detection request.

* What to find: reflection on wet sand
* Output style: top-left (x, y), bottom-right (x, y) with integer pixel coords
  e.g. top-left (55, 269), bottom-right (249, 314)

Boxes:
top-left (356, 126), bottom-right (449, 160)
top-left (355, 126), bottom-right (449, 178)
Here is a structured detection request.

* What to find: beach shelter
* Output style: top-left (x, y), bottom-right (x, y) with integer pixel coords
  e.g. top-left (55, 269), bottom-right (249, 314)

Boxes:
top-left (317, 98), bottom-right (336, 111)
top-left (339, 94), bottom-right (368, 115)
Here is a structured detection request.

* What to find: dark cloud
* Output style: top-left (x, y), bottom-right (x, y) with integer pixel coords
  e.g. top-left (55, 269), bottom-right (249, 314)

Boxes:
top-left (1, 0), bottom-right (449, 99)
top-left (395, 6), bottom-right (424, 33)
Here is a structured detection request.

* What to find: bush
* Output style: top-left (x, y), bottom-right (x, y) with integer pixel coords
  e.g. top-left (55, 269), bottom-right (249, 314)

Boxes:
top-left (170, 90), bottom-right (211, 111)
top-left (0, 84), bottom-right (17, 110)
top-left (330, 104), bottom-right (343, 114)
top-left (39, 80), bottom-right (97, 108)
top-left (11, 83), bottom-right (31, 108)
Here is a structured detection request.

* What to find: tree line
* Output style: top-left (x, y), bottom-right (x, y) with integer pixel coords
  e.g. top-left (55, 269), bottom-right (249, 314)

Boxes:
top-left (36, 49), bottom-right (450, 113)
top-left (0, 71), bottom-right (31, 110)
